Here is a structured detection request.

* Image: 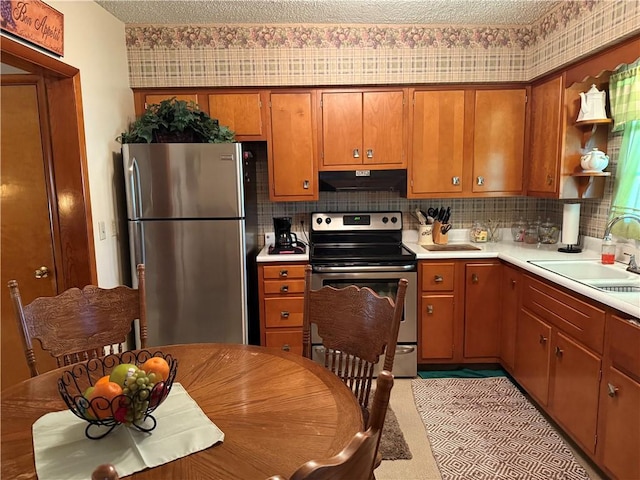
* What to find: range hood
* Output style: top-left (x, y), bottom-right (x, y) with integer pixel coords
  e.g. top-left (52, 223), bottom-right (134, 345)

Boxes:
top-left (319, 169), bottom-right (407, 195)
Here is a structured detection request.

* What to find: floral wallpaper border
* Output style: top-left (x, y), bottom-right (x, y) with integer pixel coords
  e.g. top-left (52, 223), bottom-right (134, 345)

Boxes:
top-left (125, 0), bottom-right (597, 51)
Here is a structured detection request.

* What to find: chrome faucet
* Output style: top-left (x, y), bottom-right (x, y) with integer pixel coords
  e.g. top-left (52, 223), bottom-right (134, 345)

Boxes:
top-left (603, 214), bottom-right (640, 274)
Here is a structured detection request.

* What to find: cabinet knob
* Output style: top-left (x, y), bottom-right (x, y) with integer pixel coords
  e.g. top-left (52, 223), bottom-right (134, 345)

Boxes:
top-left (366, 149), bottom-right (374, 158)
top-left (607, 383), bottom-right (619, 397)
top-left (555, 346), bottom-right (564, 357)
top-left (282, 344), bottom-right (291, 352)
top-left (511, 279), bottom-right (517, 288)
top-left (476, 176), bottom-right (485, 186)
top-left (539, 334), bottom-right (547, 344)
top-left (34, 266), bottom-right (50, 279)
top-left (452, 176), bottom-right (460, 185)
top-left (471, 273), bottom-right (479, 284)
top-left (434, 275), bottom-right (443, 283)
top-left (279, 270), bottom-right (288, 278)
top-left (427, 304), bottom-right (434, 314)
top-left (546, 174), bottom-right (553, 186)
top-left (280, 311), bottom-right (290, 318)
top-left (303, 180), bottom-right (310, 189)
top-left (280, 285), bottom-right (289, 293)
top-left (353, 148), bottom-right (360, 158)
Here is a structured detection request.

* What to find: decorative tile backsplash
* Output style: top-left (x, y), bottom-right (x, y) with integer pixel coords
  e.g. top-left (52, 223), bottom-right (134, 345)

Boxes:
top-left (120, 0), bottom-right (638, 245)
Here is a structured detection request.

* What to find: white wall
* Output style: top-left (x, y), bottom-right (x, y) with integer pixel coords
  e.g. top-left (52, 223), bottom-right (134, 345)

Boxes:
top-left (47, 1), bottom-right (135, 287)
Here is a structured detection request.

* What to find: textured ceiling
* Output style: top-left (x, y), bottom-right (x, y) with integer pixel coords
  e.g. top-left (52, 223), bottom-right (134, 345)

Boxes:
top-left (96, 0), bottom-right (559, 26)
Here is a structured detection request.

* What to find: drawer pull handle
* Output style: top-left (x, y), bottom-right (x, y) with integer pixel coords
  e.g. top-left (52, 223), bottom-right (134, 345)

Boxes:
top-left (281, 311), bottom-right (290, 318)
top-left (279, 270), bottom-right (288, 278)
top-left (555, 346), bottom-right (563, 357)
top-left (472, 273), bottom-right (479, 284)
top-left (303, 180), bottom-right (310, 189)
top-left (476, 175), bottom-right (484, 186)
top-left (539, 334), bottom-right (547, 344)
top-left (452, 176), bottom-right (460, 185)
top-left (353, 148), bottom-right (360, 158)
top-left (607, 383), bottom-right (619, 397)
top-left (547, 174), bottom-right (553, 186)
top-left (280, 285), bottom-right (289, 293)
top-left (427, 305), bottom-right (434, 314)
top-left (366, 149), bottom-right (374, 158)
top-left (434, 275), bottom-right (443, 283)
top-left (282, 344), bottom-right (291, 352)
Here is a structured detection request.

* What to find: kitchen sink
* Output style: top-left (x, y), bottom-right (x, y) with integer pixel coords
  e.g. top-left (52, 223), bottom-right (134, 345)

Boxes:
top-left (529, 259), bottom-right (639, 281)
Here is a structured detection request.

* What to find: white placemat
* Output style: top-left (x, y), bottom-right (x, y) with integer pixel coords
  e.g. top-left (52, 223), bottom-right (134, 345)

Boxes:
top-left (33, 383), bottom-right (224, 480)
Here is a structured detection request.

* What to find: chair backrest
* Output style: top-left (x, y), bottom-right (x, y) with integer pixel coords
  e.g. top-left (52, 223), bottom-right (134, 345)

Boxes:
top-left (303, 265), bottom-right (407, 421)
top-left (267, 370), bottom-right (394, 480)
top-left (7, 264), bottom-right (147, 376)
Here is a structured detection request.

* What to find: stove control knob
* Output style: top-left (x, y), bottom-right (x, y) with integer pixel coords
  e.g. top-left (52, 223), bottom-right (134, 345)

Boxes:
top-left (382, 216), bottom-right (388, 224)
top-left (316, 217), bottom-right (323, 224)
top-left (391, 216), bottom-right (398, 223)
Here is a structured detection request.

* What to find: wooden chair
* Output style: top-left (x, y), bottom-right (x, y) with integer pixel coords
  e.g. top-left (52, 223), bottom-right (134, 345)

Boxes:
top-left (303, 265), bottom-right (407, 426)
top-left (7, 264), bottom-right (147, 376)
top-left (268, 370), bottom-right (394, 480)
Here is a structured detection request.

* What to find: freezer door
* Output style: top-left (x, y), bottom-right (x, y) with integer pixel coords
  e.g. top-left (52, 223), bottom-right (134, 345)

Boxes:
top-left (123, 143), bottom-right (244, 220)
top-left (130, 218), bottom-right (248, 346)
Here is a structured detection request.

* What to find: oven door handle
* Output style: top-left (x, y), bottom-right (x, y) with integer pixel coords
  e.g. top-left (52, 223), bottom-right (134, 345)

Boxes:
top-left (313, 264), bottom-right (416, 273)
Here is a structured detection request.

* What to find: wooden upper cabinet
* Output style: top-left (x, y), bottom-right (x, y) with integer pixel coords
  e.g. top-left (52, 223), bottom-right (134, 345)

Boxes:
top-left (208, 92), bottom-right (267, 140)
top-left (134, 92), bottom-right (203, 116)
top-left (319, 89), bottom-right (405, 170)
top-left (528, 75), bottom-right (564, 196)
top-left (472, 89), bottom-right (527, 195)
top-left (409, 90), bottom-right (466, 197)
top-left (267, 91), bottom-right (318, 201)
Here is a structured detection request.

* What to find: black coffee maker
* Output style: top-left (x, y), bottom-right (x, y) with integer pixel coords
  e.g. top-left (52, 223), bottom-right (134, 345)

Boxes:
top-left (269, 217), bottom-right (306, 254)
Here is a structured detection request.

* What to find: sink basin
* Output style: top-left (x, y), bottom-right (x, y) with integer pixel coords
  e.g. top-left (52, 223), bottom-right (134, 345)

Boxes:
top-left (530, 260), bottom-right (639, 281)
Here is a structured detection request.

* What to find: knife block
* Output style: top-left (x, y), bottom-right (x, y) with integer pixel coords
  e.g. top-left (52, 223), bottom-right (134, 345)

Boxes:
top-left (433, 221), bottom-right (449, 245)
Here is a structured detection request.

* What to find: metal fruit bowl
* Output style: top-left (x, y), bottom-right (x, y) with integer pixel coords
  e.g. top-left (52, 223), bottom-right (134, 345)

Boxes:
top-left (57, 350), bottom-right (178, 439)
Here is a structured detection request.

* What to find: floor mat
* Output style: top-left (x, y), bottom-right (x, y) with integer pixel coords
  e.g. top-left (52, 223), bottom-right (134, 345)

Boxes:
top-left (412, 376), bottom-right (590, 480)
top-left (418, 368), bottom-right (506, 379)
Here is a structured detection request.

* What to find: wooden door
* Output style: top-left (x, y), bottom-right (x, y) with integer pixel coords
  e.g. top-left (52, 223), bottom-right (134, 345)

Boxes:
top-left (500, 264), bottom-right (521, 372)
top-left (410, 90), bottom-right (465, 196)
top-left (268, 91), bottom-right (317, 201)
top-left (514, 309), bottom-right (551, 406)
top-left (464, 262), bottom-right (502, 358)
top-left (528, 75), bottom-right (563, 196)
top-left (362, 90), bottom-right (405, 166)
top-left (420, 294), bottom-right (455, 360)
top-left (549, 331), bottom-right (601, 454)
top-left (473, 89), bottom-right (526, 194)
top-left (321, 92), bottom-right (363, 167)
top-left (208, 92), bottom-right (266, 140)
top-left (1, 80), bottom-right (59, 387)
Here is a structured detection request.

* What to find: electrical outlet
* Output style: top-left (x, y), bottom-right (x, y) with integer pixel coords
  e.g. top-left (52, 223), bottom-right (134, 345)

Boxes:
top-left (98, 221), bottom-right (106, 241)
top-left (265, 232), bottom-right (275, 245)
top-left (111, 220), bottom-right (117, 237)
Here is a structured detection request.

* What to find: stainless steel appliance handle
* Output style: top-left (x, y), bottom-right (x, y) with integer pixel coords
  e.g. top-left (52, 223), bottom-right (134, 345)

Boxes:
top-left (129, 155), bottom-right (142, 219)
top-left (313, 264), bottom-right (416, 273)
top-left (131, 221), bottom-right (145, 288)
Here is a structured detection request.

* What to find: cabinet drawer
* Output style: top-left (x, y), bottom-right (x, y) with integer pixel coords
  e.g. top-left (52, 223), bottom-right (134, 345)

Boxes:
top-left (608, 315), bottom-right (640, 380)
top-left (265, 330), bottom-right (303, 355)
top-left (262, 264), bottom-right (306, 280)
top-left (263, 279), bottom-right (305, 295)
top-left (265, 297), bottom-right (304, 328)
top-left (522, 275), bottom-right (605, 353)
top-left (420, 263), bottom-right (455, 291)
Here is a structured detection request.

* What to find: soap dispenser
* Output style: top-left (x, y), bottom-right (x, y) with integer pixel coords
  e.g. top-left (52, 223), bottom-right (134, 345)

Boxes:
top-left (601, 235), bottom-right (615, 264)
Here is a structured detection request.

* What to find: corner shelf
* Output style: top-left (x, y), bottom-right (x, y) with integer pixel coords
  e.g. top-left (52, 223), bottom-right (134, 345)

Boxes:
top-left (571, 171), bottom-right (611, 198)
top-left (575, 119), bottom-right (612, 149)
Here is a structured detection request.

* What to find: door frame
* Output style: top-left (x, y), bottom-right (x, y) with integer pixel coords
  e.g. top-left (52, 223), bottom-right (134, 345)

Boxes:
top-left (1, 36), bottom-right (97, 290)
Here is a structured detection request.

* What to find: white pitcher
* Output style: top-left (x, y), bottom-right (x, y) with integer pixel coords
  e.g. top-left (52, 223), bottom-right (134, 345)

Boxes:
top-left (576, 84), bottom-right (608, 122)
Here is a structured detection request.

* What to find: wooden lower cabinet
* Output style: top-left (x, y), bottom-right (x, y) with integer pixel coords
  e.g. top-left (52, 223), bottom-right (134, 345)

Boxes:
top-left (514, 308), bottom-right (552, 405)
top-left (500, 264), bottom-right (520, 372)
top-left (258, 263), bottom-right (306, 354)
top-left (420, 294), bottom-right (455, 360)
top-left (464, 262), bottom-right (502, 358)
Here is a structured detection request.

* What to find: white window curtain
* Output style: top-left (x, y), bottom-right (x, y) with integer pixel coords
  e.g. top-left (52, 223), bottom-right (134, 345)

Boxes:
top-left (608, 58), bottom-right (640, 240)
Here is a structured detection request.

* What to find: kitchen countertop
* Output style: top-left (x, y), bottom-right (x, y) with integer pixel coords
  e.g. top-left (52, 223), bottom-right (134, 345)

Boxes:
top-left (256, 231), bottom-right (639, 319)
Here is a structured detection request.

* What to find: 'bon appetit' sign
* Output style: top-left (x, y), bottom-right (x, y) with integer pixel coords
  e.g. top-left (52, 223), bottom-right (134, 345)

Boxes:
top-left (1, 0), bottom-right (63, 56)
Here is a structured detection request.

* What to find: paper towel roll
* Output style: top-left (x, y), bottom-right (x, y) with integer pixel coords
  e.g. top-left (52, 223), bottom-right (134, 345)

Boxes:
top-left (561, 203), bottom-right (581, 245)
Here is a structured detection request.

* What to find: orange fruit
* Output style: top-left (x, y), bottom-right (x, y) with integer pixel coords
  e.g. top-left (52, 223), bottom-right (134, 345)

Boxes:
top-left (88, 381), bottom-right (123, 419)
top-left (95, 375), bottom-right (110, 386)
top-left (141, 357), bottom-right (170, 382)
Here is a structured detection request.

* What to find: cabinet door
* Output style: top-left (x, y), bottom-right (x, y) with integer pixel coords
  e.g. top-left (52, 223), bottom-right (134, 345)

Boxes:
top-left (500, 264), bottom-right (520, 372)
top-left (362, 90), bottom-right (405, 166)
top-left (208, 92), bottom-right (265, 140)
top-left (265, 329), bottom-right (303, 355)
top-left (321, 92), bottom-right (363, 167)
top-left (420, 294), bottom-right (455, 360)
top-left (549, 331), bottom-right (601, 454)
top-left (515, 309), bottom-right (551, 405)
top-left (268, 92), bottom-right (317, 201)
top-left (473, 89), bottom-right (526, 195)
top-left (598, 367), bottom-right (640, 480)
top-left (410, 90), bottom-right (465, 195)
top-left (528, 75), bottom-right (563, 195)
top-left (135, 92), bottom-right (201, 116)
top-left (464, 262), bottom-right (501, 358)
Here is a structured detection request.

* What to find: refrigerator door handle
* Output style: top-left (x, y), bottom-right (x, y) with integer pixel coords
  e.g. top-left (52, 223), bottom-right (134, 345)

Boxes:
top-left (128, 155), bottom-right (143, 219)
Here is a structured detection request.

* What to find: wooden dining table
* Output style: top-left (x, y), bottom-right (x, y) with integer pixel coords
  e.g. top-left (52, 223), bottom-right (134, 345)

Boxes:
top-left (0, 343), bottom-right (363, 479)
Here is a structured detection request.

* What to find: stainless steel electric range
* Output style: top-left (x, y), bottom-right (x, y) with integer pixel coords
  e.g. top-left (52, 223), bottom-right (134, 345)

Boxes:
top-left (308, 211), bottom-right (417, 377)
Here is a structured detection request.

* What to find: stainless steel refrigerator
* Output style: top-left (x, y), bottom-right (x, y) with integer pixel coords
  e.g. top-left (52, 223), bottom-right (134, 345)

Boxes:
top-left (123, 142), bottom-right (259, 347)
